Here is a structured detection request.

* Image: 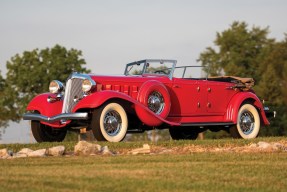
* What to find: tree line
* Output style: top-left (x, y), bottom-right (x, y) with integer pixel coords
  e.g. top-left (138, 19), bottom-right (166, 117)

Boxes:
top-left (0, 21), bottom-right (286, 139)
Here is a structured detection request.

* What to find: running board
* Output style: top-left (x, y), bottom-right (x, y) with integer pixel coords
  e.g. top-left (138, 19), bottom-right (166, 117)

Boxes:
top-left (180, 122), bottom-right (234, 127)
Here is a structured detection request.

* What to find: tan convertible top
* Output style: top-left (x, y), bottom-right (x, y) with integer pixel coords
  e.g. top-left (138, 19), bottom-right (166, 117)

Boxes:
top-left (208, 76), bottom-right (255, 90)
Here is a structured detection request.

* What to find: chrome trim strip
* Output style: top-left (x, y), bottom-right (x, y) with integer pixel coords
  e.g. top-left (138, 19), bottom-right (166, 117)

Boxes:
top-left (62, 78), bottom-right (72, 113)
top-left (68, 73), bottom-right (94, 81)
top-left (23, 112), bottom-right (88, 123)
top-left (62, 73), bottom-right (96, 113)
top-left (124, 59), bottom-right (177, 80)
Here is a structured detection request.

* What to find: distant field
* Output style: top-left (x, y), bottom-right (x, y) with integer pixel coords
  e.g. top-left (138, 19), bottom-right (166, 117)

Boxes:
top-left (0, 137), bottom-right (287, 192)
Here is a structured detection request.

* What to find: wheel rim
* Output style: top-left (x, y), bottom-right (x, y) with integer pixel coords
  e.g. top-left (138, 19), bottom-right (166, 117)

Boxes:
top-left (103, 110), bottom-right (122, 136)
top-left (148, 91), bottom-right (164, 114)
top-left (239, 110), bottom-right (255, 135)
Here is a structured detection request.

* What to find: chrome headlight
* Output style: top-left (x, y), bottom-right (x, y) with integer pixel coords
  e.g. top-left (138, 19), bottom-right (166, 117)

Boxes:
top-left (49, 80), bottom-right (64, 94)
top-left (82, 79), bottom-right (96, 93)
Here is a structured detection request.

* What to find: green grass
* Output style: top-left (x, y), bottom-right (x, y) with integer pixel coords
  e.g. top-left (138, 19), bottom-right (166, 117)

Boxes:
top-left (0, 137), bottom-right (287, 192)
top-left (1, 136), bottom-right (286, 152)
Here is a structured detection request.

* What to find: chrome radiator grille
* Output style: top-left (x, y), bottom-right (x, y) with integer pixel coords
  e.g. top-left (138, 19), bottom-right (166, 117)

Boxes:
top-left (62, 78), bottom-right (84, 113)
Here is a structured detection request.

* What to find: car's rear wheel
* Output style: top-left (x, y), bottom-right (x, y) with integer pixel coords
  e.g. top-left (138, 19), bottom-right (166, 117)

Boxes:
top-left (91, 102), bottom-right (128, 142)
top-left (169, 127), bottom-right (199, 140)
top-left (230, 103), bottom-right (260, 139)
top-left (31, 121), bottom-right (67, 142)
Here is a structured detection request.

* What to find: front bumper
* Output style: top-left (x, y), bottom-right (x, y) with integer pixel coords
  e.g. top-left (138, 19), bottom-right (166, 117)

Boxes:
top-left (23, 112), bottom-right (89, 123)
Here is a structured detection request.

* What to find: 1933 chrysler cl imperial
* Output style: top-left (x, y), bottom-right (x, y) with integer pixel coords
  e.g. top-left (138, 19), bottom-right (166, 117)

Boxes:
top-left (23, 59), bottom-right (273, 142)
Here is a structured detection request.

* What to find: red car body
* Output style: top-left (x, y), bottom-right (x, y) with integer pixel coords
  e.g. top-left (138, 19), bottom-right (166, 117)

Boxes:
top-left (23, 59), bottom-right (271, 142)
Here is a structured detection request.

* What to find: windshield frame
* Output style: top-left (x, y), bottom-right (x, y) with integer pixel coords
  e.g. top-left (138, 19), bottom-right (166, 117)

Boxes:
top-left (124, 59), bottom-right (177, 79)
top-left (173, 65), bottom-right (208, 79)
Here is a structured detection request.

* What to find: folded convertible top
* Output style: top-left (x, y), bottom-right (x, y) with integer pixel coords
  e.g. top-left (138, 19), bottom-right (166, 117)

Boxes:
top-left (208, 76), bottom-right (255, 90)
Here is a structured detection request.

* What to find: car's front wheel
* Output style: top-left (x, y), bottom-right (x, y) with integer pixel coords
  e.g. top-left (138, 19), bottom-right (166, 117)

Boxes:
top-left (230, 103), bottom-right (260, 139)
top-left (91, 102), bottom-right (128, 142)
top-left (31, 121), bottom-right (67, 142)
top-left (169, 127), bottom-right (199, 140)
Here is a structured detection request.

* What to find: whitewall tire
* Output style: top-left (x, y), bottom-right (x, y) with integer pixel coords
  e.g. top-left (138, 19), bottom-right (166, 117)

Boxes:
top-left (92, 102), bottom-right (128, 142)
top-left (230, 104), bottom-right (260, 139)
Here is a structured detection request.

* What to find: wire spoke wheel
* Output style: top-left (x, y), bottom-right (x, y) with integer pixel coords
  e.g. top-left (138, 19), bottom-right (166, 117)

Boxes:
top-left (230, 103), bottom-right (260, 139)
top-left (239, 111), bottom-right (255, 135)
top-left (92, 102), bottom-right (128, 142)
top-left (148, 91), bottom-right (165, 114)
top-left (103, 110), bottom-right (122, 136)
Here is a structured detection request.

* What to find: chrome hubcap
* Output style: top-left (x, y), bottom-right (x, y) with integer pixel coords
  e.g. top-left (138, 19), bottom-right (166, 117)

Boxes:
top-left (239, 111), bottom-right (254, 135)
top-left (103, 110), bottom-right (122, 136)
top-left (148, 91), bottom-right (164, 114)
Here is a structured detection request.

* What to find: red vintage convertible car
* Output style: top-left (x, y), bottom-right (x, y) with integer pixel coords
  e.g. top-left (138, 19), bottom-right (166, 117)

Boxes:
top-left (23, 59), bottom-right (272, 142)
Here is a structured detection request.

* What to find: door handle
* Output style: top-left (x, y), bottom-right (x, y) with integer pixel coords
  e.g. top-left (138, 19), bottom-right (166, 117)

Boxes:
top-left (225, 86), bottom-right (234, 90)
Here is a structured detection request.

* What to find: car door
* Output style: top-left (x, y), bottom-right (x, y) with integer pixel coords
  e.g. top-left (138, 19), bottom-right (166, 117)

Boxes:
top-left (206, 81), bottom-right (237, 114)
top-left (195, 80), bottom-right (208, 114)
top-left (169, 78), bottom-right (208, 117)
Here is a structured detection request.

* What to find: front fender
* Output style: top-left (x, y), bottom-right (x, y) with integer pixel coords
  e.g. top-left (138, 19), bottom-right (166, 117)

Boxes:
top-left (225, 92), bottom-right (270, 125)
top-left (73, 91), bottom-right (131, 111)
top-left (25, 93), bottom-right (65, 127)
top-left (26, 93), bottom-right (63, 116)
top-left (73, 91), bottom-right (180, 127)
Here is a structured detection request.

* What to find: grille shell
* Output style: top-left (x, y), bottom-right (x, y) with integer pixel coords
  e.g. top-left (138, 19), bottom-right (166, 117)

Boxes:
top-left (62, 78), bottom-right (84, 113)
top-left (61, 73), bottom-right (95, 113)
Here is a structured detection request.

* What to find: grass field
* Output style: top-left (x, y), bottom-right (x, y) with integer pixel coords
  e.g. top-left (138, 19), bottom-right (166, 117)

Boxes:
top-left (1, 137), bottom-right (287, 192)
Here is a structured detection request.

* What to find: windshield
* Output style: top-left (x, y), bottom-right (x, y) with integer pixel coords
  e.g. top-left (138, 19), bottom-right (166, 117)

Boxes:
top-left (173, 66), bottom-right (208, 78)
top-left (125, 61), bottom-right (145, 76)
top-left (124, 60), bottom-right (176, 78)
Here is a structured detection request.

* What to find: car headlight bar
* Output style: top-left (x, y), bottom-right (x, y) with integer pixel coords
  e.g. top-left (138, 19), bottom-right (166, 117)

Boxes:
top-left (49, 80), bottom-right (64, 94)
top-left (82, 78), bottom-right (96, 93)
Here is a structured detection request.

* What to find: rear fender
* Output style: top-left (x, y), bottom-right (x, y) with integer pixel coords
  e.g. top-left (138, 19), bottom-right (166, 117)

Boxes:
top-left (225, 92), bottom-right (270, 125)
top-left (73, 91), bottom-right (179, 126)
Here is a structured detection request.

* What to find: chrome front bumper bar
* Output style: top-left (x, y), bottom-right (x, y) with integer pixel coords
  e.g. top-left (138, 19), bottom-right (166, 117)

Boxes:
top-left (23, 112), bottom-right (89, 123)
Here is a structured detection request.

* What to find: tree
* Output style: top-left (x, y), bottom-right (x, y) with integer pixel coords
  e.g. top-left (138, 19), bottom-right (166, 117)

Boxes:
top-left (2, 44), bottom-right (91, 124)
top-left (0, 72), bottom-right (9, 138)
top-left (198, 21), bottom-right (274, 82)
top-left (256, 64), bottom-right (282, 105)
top-left (256, 35), bottom-right (287, 136)
top-left (264, 35), bottom-right (287, 104)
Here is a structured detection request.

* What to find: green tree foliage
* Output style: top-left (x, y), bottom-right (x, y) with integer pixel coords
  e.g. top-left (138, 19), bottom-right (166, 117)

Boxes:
top-left (198, 21), bottom-right (287, 136)
top-left (2, 44), bottom-right (91, 123)
top-left (262, 35), bottom-right (287, 104)
top-left (256, 35), bottom-right (287, 136)
top-left (199, 21), bottom-right (274, 81)
top-left (0, 73), bottom-right (9, 138)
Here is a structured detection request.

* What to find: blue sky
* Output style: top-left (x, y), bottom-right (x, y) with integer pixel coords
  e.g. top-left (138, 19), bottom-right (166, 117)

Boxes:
top-left (0, 0), bottom-right (286, 143)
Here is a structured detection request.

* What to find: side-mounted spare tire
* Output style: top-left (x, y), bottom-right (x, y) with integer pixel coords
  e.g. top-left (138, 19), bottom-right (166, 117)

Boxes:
top-left (136, 80), bottom-right (171, 126)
